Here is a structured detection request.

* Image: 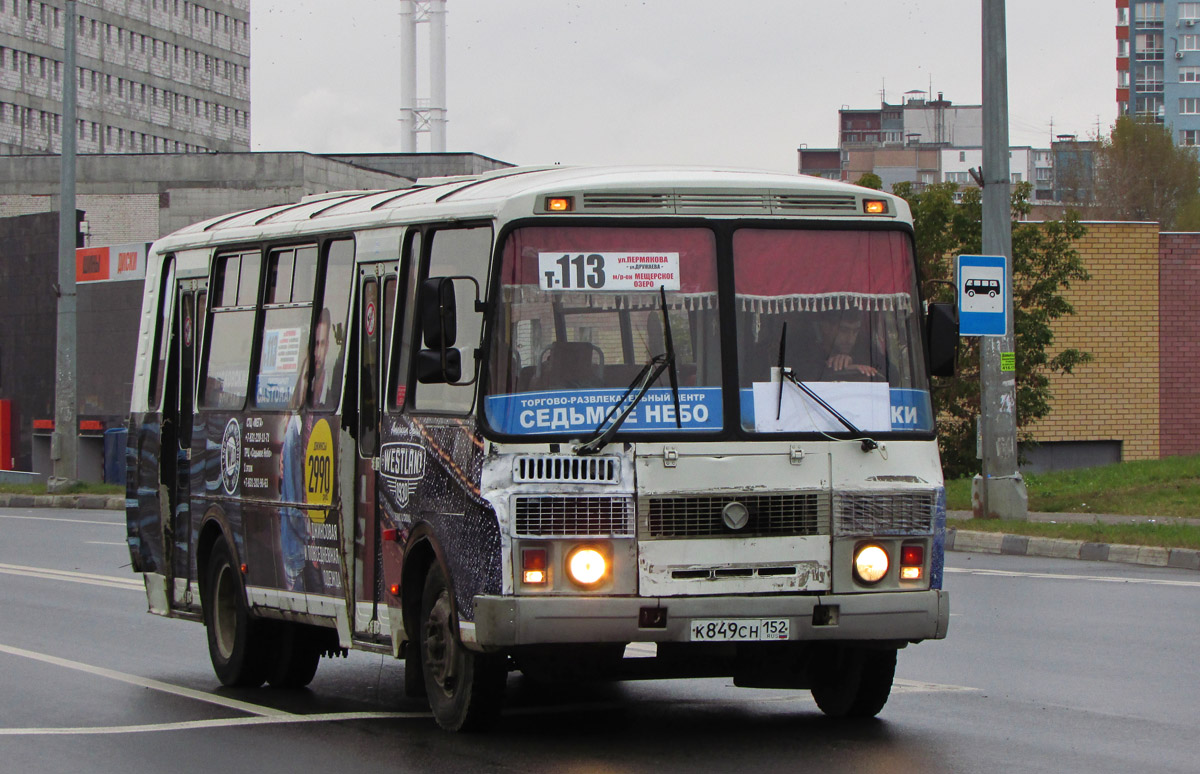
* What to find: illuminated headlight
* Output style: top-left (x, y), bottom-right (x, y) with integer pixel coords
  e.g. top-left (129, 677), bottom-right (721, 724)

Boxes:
top-left (853, 544), bottom-right (890, 584)
top-left (566, 546), bottom-right (608, 587)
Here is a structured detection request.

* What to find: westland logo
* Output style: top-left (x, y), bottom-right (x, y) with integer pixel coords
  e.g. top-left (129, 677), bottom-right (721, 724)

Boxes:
top-left (379, 442), bottom-right (425, 506)
top-left (220, 418), bottom-right (242, 495)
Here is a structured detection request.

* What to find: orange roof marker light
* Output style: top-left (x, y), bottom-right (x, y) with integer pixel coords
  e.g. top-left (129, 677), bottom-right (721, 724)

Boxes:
top-left (863, 199), bottom-right (888, 215)
top-left (545, 196), bottom-right (574, 212)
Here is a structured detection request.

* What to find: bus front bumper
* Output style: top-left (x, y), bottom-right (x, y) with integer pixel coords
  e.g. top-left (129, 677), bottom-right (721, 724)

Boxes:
top-left (470, 589), bottom-right (948, 647)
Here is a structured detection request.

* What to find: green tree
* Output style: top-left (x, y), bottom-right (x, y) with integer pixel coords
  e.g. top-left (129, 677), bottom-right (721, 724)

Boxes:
top-left (892, 181), bottom-right (1091, 478)
top-left (1096, 116), bottom-right (1200, 229)
top-left (854, 172), bottom-right (883, 190)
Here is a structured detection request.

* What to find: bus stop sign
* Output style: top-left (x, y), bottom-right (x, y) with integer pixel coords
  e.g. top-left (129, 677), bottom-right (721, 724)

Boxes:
top-left (956, 254), bottom-right (1007, 337)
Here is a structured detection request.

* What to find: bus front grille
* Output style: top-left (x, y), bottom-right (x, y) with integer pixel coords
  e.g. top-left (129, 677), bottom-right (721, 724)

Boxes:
top-left (513, 496), bottom-right (635, 537)
top-left (512, 455), bottom-right (620, 485)
top-left (833, 491), bottom-right (937, 536)
top-left (640, 493), bottom-right (831, 538)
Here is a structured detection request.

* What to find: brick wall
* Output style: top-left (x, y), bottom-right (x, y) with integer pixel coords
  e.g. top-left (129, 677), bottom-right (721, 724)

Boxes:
top-left (1027, 222), bottom-right (1160, 461)
top-left (1159, 233), bottom-right (1200, 456)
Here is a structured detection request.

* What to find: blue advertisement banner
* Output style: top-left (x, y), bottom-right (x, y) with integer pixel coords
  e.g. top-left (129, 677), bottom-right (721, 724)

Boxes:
top-left (486, 387), bottom-right (723, 435)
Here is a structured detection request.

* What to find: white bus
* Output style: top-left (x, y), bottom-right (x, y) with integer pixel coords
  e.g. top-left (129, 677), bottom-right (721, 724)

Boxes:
top-left (127, 166), bottom-right (957, 731)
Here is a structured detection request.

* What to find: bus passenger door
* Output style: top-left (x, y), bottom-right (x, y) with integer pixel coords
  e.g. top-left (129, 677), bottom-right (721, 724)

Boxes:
top-left (351, 257), bottom-right (397, 643)
top-left (167, 277), bottom-right (205, 608)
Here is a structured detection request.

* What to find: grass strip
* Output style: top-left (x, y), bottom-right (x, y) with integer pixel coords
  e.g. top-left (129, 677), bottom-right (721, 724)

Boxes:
top-left (947, 518), bottom-right (1200, 551)
top-left (0, 482), bottom-right (123, 496)
top-left (945, 454), bottom-right (1200, 517)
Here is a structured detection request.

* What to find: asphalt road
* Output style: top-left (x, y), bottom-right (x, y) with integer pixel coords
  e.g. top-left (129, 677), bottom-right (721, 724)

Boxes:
top-left (1, 506), bottom-right (1197, 774)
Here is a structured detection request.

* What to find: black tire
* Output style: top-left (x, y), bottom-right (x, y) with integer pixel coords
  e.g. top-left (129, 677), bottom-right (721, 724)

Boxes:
top-left (267, 622), bottom-right (322, 689)
top-left (403, 639), bottom-right (427, 699)
top-left (204, 540), bottom-right (270, 687)
top-left (810, 646), bottom-right (896, 719)
top-left (419, 564), bottom-right (506, 731)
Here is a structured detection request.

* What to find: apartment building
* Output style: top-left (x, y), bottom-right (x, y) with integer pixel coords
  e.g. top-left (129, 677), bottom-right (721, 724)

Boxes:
top-left (1117, 0), bottom-right (1200, 146)
top-left (0, 0), bottom-right (250, 155)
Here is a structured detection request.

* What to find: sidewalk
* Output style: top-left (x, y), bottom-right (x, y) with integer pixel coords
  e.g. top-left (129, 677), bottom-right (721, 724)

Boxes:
top-left (948, 510), bottom-right (1200, 571)
top-left (2, 495), bottom-right (1196, 571)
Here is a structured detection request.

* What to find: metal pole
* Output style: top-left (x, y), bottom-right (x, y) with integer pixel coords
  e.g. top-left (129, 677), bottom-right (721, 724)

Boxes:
top-left (53, 0), bottom-right (78, 486)
top-left (399, 0), bottom-right (417, 152)
top-left (429, 0), bottom-right (447, 152)
top-left (977, 0), bottom-right (1027, 518)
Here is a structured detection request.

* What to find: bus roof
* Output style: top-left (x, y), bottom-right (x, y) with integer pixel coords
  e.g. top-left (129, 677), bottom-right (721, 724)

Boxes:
top-left (151, 165), bottom-right (910, 253)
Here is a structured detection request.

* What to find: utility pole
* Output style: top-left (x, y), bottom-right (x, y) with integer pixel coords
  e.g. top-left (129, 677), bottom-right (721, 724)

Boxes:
top-left (52, 1), bottom-right (78, 488)
top-left (975, 0), bottom-right (1027, 518)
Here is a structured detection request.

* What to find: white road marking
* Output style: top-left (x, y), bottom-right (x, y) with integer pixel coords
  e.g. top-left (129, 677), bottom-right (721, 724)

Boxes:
top-left (0, 512), bottom-right (120, 526)
top-left (85, 541), bottom-right (128, 546)
top-left (946, 566), bottom-right (1200, 588)
top-left (0, 562), bottom-right (143, 591)
top-left (0, 642), bottom-right (429, 736)
top-left (0, 712), bottom-right (430, 736)
top-left (0, 643), bottom-right (292, 717)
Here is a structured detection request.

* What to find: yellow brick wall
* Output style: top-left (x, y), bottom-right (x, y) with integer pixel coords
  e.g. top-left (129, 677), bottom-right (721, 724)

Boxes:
top-left (1024, 222), bottom-right (1160, 460)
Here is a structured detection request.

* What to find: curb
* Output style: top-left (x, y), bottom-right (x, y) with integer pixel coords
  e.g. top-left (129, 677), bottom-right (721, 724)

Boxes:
top-left (947, 528), bottom-right (1200, 572)
top-left (0, 493), bottom-right (124, 511)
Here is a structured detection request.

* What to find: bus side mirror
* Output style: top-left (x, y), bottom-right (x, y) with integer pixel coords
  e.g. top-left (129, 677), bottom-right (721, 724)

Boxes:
top-left (416, 347), bottom-right (462, 384)
top-left (420, 277), bottom-right (457, 349)
top-left (926, 302), bottom-right (958, 377)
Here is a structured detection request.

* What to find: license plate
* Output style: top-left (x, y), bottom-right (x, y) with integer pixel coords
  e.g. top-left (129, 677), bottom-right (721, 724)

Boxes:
top-left (688, 618), bottom-right (790, 642)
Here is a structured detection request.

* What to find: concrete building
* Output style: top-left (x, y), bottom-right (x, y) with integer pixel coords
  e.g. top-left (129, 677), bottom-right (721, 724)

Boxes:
top-left (799, 93), bottom-right (1079, 204)
top-left (0, 0), bottom-right (250, 155)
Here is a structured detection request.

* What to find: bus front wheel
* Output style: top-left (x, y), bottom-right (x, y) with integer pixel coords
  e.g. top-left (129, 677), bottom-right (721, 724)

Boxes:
top-left (809, 646), bottom-right (896, 719)
top-left (419, 564), bottom-right (506, 731)
top-left (203, 540), bottom-right (270, 687)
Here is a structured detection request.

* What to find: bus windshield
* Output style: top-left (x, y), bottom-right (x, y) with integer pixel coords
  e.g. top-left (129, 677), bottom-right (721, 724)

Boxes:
top-left (734, 228), bottom-right (932, 433)
top-left (485, 225), bottom-right (722, 437)
top-left (485, 225), bottom-right (933, 438)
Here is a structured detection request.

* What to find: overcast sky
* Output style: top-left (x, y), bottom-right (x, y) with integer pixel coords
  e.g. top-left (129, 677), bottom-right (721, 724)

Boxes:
top-left (250, 1), bottom-right (1116, 174)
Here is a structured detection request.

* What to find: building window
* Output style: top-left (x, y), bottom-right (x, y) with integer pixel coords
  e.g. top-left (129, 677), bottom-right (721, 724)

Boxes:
top-left (1118, 6), bottom-right (1130, 25)
top-left (1118, 39), bottom-right (1130, 57)
top-left (1183, 34), bottom-right (1200, 51)
top-left (1182, 130), bottom-right (1200, 145)
top-left (1181, 3), bottom-right (1200, 21)
top-left (1181, 66), bottom-right (1200, 82)
top-left (1135, 2), bottom-right (1164, 24)
top-left (1181, 97), bottom-right (1200, 114)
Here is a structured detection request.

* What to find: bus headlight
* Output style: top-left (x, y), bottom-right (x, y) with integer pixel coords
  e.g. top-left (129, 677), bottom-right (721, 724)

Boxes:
top-left (566, 546), bottom-right (608, 588)
top-left (853, 544), bottom-right (889, 584)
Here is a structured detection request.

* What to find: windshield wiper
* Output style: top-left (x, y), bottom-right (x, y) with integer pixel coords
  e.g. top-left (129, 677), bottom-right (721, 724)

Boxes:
top-left (775, 322), bottom-right (877, 453)
top-left (575, 287), bottom-right (680, 455)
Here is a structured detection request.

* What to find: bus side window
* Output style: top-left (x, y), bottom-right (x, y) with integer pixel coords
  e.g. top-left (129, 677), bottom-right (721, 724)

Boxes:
top-left (387, 231), bottom-right (421, 411)
top-left (309, 239), bottom-right (354, 411)
top-left (148, 257), bottom-right (176, 409)
top-left (200, 250), bottom-right (260, 410)
top-left (413, 226), bottom-right (492, 414)
top-left (255, 245), bottom-right (317, 410)
top-left (358, 278), bottom-right (380, 456)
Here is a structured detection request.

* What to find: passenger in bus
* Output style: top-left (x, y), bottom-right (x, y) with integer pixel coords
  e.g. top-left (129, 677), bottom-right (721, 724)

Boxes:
top-left (536, 341), bottom-right (604, 390)
top-left (792, 309), bottom-right (884, 381)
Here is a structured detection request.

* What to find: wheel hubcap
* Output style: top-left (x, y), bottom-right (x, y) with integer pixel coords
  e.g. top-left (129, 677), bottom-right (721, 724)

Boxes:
top-left (213, 563), bottom-right (236, 660)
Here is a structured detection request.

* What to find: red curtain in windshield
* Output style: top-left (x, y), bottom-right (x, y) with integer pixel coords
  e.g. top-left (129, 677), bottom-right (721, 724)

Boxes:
top-left (733, 229), bottom-right (915, 303)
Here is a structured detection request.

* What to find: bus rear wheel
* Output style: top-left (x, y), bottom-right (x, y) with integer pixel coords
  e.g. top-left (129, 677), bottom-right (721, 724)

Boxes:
top-left (810, 646), bottom-right (897, 719)
top-left (266, 622), bottom-right (323, 689)
top-left (204, 540), bottom-right (270, 687)
top-left (419, 564), bottom-right (506, 731)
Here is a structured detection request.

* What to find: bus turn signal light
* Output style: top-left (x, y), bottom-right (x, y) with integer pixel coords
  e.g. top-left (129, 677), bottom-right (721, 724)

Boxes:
top-left (900, 544), bottom-right (924, 580)
top-left (522, 547), bottom-right (548, 585)
top-left (863, 199), bottom-right (888, 214)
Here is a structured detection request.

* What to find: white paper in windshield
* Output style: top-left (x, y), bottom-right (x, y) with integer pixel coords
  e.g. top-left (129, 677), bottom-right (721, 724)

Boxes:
top-left (537, 252), bottom-right (680, 292)
top-left (752, 380), bottom-right (892, 433)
